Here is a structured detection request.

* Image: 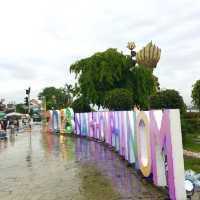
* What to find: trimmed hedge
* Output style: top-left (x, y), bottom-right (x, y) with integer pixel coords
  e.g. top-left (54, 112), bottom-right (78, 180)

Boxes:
top-left (181, 112), bottom-right (200, 145)
top-left (184, 112), bottom-right (200, 118)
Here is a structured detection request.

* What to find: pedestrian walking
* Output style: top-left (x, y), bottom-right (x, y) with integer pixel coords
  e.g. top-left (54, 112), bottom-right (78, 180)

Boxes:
top-left (29, 118), bottom-right (32, 129)
top-left (16, 119), bottom-right (19, 132)
top-left (3, 119), bottom-right (7, 132)
top-left (0, 121), bottom-right (3, 130)
top-left (6, 119), bottom-right (10, 131)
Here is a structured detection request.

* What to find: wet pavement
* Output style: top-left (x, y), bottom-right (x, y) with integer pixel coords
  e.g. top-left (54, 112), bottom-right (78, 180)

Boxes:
top-left (0, 124), bottom-right (168, 200)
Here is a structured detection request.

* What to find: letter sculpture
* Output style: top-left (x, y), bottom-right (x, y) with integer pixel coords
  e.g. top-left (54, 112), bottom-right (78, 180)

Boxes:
top-left (47, 108), bottom-right (186, 200)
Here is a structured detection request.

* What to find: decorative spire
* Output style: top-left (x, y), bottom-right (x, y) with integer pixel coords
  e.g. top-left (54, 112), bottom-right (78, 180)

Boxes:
top-left (136, 41), bottom-right (161, 69)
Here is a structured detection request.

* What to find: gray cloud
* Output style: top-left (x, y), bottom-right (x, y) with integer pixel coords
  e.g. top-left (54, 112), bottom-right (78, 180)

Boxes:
top-left (0, 0), bottom-right (199, 105)
top-left (0, 61), bottom-right (37, 80)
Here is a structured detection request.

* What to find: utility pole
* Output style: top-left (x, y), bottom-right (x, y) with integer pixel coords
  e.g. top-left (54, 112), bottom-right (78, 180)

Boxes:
top-left (127, 41), bottom-right (136, 66)
top-left (28, 87), bottom-right (31, 114)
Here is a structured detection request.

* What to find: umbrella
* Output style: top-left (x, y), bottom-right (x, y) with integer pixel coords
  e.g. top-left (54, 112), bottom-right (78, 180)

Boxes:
top-left (0, 112), bottom-right (5, 119)
top-left (5, 112), bottom-right (23, 118)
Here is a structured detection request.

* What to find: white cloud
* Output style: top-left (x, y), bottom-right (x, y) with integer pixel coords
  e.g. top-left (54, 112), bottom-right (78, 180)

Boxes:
top-left (0, 0), bottom-right (200, 105)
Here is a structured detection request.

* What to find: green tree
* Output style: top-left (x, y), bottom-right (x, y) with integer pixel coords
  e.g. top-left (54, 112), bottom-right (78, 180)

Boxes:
top-left (70, 48), bottom-right (158, 109)
top-left (105, 88), bottom-right (133, 111)
top-left (38, 87), bottom-right (68, 110)
top-left (191, 80), bottom-right (200, 111)
top-left (132, 66), bottom-right (158, 109)
top-left (16, 103), bottom-right (26, 113)
top-left (149, 89), bottom-right (186, 113)
top-left (71, 96), bottom-right (91, 113)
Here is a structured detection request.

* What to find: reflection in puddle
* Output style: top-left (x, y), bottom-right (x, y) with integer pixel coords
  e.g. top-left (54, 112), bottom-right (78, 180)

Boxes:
top-left (74, 137), bottom-right (158, 198)
top-left (9, 134), bottom-right (15, 146)
top-left (0, 126), bottom-right (167, 200)
top-left (26, 132), bottom-right (32, 168)
top-left (41, 133), bottom-right (167, 199)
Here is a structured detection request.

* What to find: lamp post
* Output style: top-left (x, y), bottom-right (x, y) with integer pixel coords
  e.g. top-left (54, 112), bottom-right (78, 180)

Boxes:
top-left (127, 41), bottom-right (136, 66)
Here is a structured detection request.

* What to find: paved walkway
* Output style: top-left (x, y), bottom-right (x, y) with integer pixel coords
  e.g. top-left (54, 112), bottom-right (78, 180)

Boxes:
top-left (184, 149), bottom-right (200, 159)
top-left (0, 125), bottom-right (167, 200)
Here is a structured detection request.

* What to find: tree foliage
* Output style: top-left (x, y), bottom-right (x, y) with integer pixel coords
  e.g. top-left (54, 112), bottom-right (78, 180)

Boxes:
top-left (16, 103), bottom-right (26, 114)
top-left (70, 48), bottom-right (158, 110)
top-left (149, 89), bottom-right (186, 113)
top-left (105, 88), bottom-right (133, 111)
top-left (71, 96), bottom-right (91, 113)
top-left (132, 66), bottom-right (158, 109)
top-left (191, 80), bottom-right (200, 111)
top-left (39, 87), bottom-right (69, 110)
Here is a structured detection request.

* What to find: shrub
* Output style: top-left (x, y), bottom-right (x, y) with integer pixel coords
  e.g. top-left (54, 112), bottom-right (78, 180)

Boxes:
top-left (181, 112), bottom-right (200, 135)
top-left (71, 97), bottom-right (91, 113)
top-left (150, 89), bottom-right (186, 113)
top-left (191, 80), bottom-right (200, 111)
top-left (105, 88), bottom-right (133, 111)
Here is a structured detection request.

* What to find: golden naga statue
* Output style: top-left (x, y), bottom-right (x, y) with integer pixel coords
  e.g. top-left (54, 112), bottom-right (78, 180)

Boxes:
top-left (136, 41), bottom-right (161, 69)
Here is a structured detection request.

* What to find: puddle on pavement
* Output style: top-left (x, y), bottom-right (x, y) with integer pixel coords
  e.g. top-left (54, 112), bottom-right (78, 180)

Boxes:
top-left (0, 125), bottom-right (168, 200)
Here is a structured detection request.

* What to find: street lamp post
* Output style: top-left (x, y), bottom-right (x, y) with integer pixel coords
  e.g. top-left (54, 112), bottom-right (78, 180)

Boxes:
top-left (127, 41), bottom-right (136, 66)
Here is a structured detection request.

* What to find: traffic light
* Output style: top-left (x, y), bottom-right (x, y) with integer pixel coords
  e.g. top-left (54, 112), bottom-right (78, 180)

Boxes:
top-left (26, 87), bottom-right (30, 95)
top-left (24, 97), bottom-right (28, 106)
top-left (24, 87), bottom-right (31, 113)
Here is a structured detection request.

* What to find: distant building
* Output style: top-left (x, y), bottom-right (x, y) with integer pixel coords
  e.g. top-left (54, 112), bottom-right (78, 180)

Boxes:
top-left (0, 103), bottom-right (6, 112)
top-left (30, 99), bottom-right (41, 109)
top-left (30, 99), bottom-right (41, 121)
top-left (0, 98), bottom-right (6, 112)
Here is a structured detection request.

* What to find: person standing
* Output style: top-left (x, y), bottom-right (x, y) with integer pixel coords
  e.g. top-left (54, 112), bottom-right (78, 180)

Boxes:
top-left (0, 121), bottom-right (3, 138)
top-left (0, 121), bottom-right (3, 130)
top-left (3, 120), bottom-right (7, 132)
top-left (6, 119), bottom-right (10, 131)
top-left (16, 120), bottom-right (19, 132)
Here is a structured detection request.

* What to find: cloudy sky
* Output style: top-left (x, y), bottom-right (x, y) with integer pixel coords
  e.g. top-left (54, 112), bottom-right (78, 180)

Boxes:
top-left (0, 0), bottom-right (199, 105)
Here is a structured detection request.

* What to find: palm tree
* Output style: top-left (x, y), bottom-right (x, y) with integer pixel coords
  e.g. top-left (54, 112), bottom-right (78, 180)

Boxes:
top-left (63, 84), bottom-right (74, 107)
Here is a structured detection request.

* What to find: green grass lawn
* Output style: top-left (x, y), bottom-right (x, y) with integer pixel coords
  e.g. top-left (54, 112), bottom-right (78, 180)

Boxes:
top-left (182, 132), bottom-right (200, 173)
top-left (183, 133), bottom-right (200, 152)
top-left (184, 156), bottom-right (200, 173)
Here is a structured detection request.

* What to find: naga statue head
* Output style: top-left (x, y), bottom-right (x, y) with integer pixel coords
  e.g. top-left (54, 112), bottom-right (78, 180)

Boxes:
top-left (136, 41), bottom-right (161, 70)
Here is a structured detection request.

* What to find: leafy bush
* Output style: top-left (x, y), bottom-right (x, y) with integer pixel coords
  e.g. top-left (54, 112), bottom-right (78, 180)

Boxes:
top-left (105, 88), bottom-right (133, 111)
top-left (149, 89), bottom-right (186, 113)
top-left (181, 112), bottom-right (200, 145)
top-left (71, 97), bottom-right (91, 113)
top-left (191, 80), bottom-right (200, 111)
top-left (181, 112), bottom-right (200, 134)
